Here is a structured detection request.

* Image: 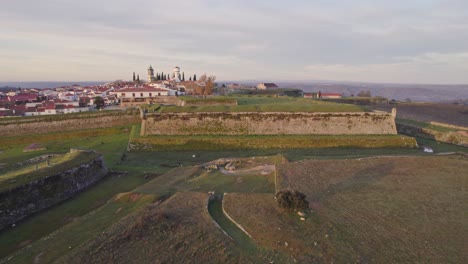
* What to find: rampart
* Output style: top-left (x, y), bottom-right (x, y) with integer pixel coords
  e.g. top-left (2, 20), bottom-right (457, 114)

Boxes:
top-left (142, 111), bottom-right (397, 136)
top-left (0, 152), bottom-right (108, 231)
top-left (0, 111), bottom-right (139, 137)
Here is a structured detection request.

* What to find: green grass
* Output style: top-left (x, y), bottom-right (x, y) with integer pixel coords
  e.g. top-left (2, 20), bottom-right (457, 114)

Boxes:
top-left (132, 166), bottom-right (200, 195)
top-left (224, 193), bottom-right (354, 263)
top-left (180, 96), bottom-right (238, 104)
top-left (0, 109), bottom-right (138, 125)
top-left (0, 151), bottom-right (99, 192)
top-left (414, 137), bottom-right (467, 153)
top-left (276, 156), bottom-right (468, 263)
top-left (208, 195), bottom-right (261, 256)
top-left (131, 134), bottom-right (417, 151)
top-left (180, 170), bottom-right (275, 194)
top-left (397, 118), bottom-right (459, 133)
top-left (0, 173), bottom-right (155, 259)
top-left (56, 192), bottom-right (262, 264)
top-left (155, 96), bottom-right (364, 113)
top-left (0, 126), bottom-right (131, 168)
top-left (3, 193), bottom-right (155, 264)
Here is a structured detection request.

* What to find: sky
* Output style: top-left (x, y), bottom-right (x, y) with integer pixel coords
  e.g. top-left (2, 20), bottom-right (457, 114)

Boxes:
top-left (1, 0), bottom-right (467, 84)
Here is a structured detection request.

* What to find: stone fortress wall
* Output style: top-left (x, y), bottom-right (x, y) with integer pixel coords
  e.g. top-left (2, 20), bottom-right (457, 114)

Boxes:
top-left (0, 152), bottom-right (108, 231)
top-left (0, 112), bottom-right (140, 137)
top-left (142, 110), bottom-right (398, 136)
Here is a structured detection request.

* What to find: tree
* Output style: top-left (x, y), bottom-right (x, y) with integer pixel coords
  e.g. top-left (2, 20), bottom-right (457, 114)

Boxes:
top-left (182, 72), bottom-right (185, 82)
top-left (204, 75), bottom-right (216, 95)
top-left (161, 72), bottom-right (165, 80)
top-left (275, 189), bottom-right (309, 211)
top-left (94, 96), bottom-right (105, 110)
top-left (193, 74), bottom-right (197, 81)
top-left (133, 72), bottom-right (136, 81)
top-left (189, 76), bottom-right (192, 81)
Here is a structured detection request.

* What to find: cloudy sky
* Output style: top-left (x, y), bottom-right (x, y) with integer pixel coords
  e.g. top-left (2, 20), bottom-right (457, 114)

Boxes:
top-left (1, 0), bottom-right (467, 84)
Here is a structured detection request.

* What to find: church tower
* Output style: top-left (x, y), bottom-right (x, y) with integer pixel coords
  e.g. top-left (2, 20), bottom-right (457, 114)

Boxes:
top-left (147, 65), bottom-right (155, 83)
top-left (173, 66), bottom-right (181, 82)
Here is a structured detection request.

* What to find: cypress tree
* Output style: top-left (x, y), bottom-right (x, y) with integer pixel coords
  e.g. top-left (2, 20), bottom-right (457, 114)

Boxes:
top-left (167, 74), bottom-right (170, 80)
top-left (194, 74), bottom-right (197, 81)
top-left (182, 72), bottom-right (185, 81)
top-left (161, 72), bottom-right (165, 80)
top-left (189, 76), bottom-right (192, 81)
top-left (137, 74), bottom-right (140, 82)
top-left (133, 72), bottom-right (136, 81)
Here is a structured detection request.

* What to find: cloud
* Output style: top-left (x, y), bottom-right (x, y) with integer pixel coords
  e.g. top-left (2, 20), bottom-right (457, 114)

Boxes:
top-left (304, 52), bottom-right (468, 84)
top-left (0, 0), bottom-right (467, 83)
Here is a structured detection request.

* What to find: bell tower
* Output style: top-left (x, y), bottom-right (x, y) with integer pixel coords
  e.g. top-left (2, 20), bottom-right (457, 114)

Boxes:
top-left (147, 65), bottom-right (155, 83)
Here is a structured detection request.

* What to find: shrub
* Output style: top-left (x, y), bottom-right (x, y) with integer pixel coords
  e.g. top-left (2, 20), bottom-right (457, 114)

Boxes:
top-left (275, 189), bottom-right (309, 211)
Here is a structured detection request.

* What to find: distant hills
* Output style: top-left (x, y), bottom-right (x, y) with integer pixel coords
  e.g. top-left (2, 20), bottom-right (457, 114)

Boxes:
top-left (0, 82), bottom-right (106, 89)
top-left (232, 81), bottom-right (468, 102)
top-left (2, 80), bottom-right (468, 102)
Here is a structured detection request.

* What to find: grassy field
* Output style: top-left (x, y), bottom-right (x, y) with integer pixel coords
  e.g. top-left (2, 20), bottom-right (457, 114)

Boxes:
top-left (276, 155), bottom-right (468, 263)
top-left (224, 193), bottom-right (357, 263)
top-left (131, 134), bottom-right (418, 151)
top-left (372, 102), bottom-right (468, 127)
top-left (0, 109), bottom-right (138, 125)
top-left (397, 118), bottom-right (460, 133)
top-left (0, 126), bottom-right (131, 168)
top-left (155, 96), bottom-right (364, 113)
top-left (1, 101), bottom-right (465, 263)
top-left (3, 151), bottom-right (466, 263)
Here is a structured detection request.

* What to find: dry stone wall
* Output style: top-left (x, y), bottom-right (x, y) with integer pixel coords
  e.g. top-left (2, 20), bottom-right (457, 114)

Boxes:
top-left (142, 111), bottom-right (397, 135)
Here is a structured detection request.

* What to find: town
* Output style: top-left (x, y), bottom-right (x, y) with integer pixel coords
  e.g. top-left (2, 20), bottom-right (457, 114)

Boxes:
top-left (0, 65), bottom-right (346, 117)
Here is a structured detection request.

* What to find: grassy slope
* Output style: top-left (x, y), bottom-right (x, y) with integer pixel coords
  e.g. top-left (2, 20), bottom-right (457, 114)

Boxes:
top-left (3, 193), bottom-right (155, 264)
top-left (132, 135), bottom-right (417, 151)
top-left (0, 151), bottom-right (99, 192)
top-left (276, 155), bottom-right (468, 263)
top-left (0, 172), bottom-right (152, 259)
top-left (224, 193), bottom-right (357, 263)
top-left (0, 126), bottom-right (160, 259)
top-left (397, 118), bottom-right (460, 133)
top-left (57, 192), bottom-right (255, 264)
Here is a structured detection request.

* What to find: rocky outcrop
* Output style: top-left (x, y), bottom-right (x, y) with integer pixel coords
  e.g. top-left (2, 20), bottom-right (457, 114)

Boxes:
top-left (0, 155), bottom-right (108, 231)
